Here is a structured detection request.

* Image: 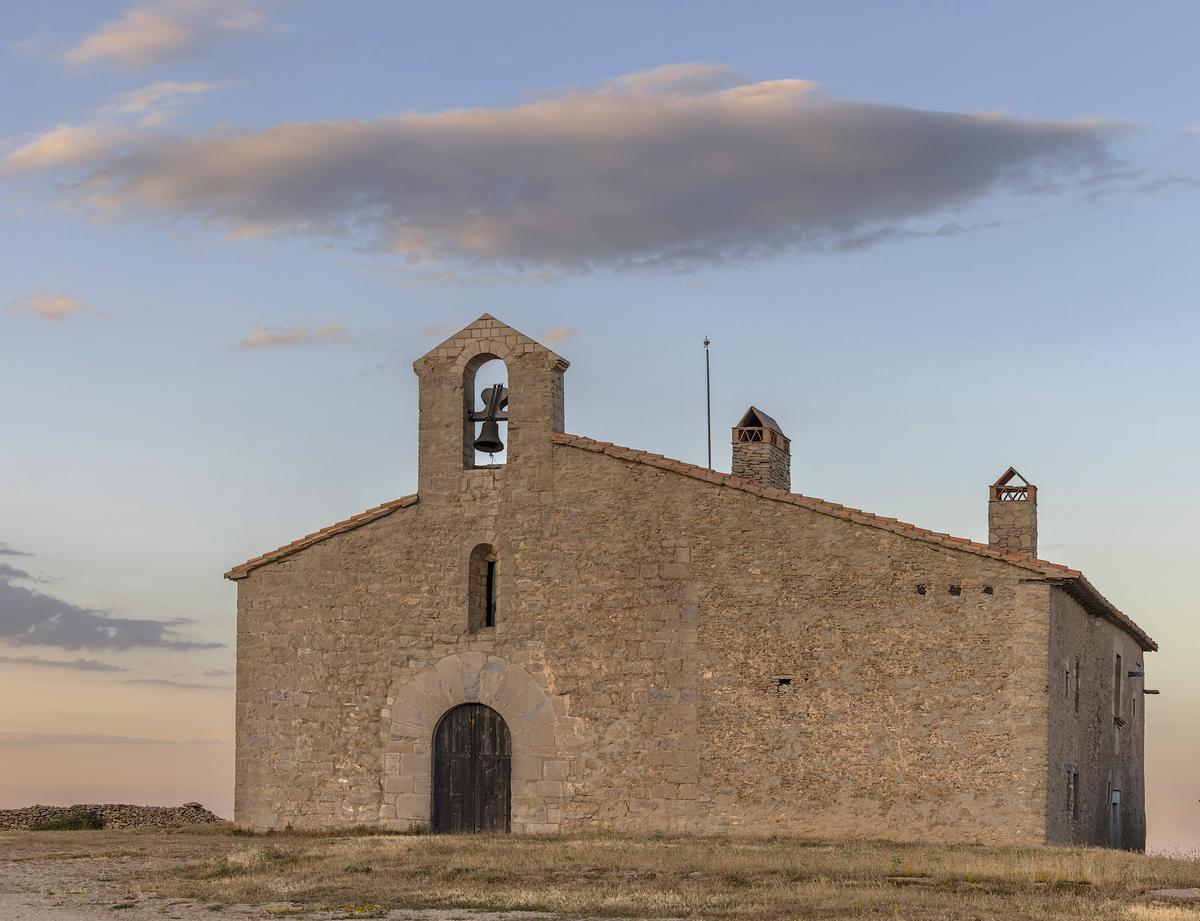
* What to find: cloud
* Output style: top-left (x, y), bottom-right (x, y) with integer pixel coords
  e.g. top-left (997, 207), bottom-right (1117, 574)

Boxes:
top-left (65, 0), bottom-right (272, 69)
top-left (833, 213), bottom-right (1049, 252)
top-left (0, 542), bottom-right (32, 556)
top-left (602, 62), bottom-right (743, 95)
top-left (0, 562), bottom-right (35, 581)
top-left (103, 80), bottom-right (223, 126)
top-left (540, 325), bottom-right (576, 344)
top-left (1131, 174), bottom-right (1200, 195)
top-left (202, 668), bottom-right (233, 677)
top-left (234, 321), bottom-right (348, 349)
top-left (123, 677), bottom-right (233, 689)
top-left (1076, 171), bottom-right (1200, 204)
top-left (3, 83), bottom-right (222, 170)
top-left (0, 654), bottom-right (127, 672)
top-left (2, 124), bottom-right (136, 173)
top-left (1, 67), bottom-right (1125, 271)
top-left (8, 290), bottom-right (105, 322)
top-left (0, 731), bottom-right (193, 748)
top-left (0, 567), bottom-right (222, 651)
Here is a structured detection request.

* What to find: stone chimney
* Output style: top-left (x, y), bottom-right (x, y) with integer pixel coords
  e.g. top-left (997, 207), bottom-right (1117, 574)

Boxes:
top-left (732, 407), bottom-right (790, 491)
top-left (988, 467), bottom-right (1037, 556)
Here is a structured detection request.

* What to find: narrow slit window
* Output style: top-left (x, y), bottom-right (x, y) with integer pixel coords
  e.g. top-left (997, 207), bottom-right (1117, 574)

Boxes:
top-left (1113, 653), bottom-right (1123, 720)
top-left (468, 543), bottom-right (498, 633)
top-left (1073, 657), bottom-right (1080, 714)
top-left (485, 559), bottom-right (496, 628)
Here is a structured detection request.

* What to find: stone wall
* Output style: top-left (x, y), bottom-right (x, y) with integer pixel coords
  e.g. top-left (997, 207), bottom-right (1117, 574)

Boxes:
top-left (547, 445), bottom-right (1051, 843)
top-left (988, 496), bottom-right (1037, 556)
top-left (731, 440), bottom-right (790, 491)
top-left (0, 803), bottom-right (223, 830)
top-left (235, 446), bottom-right (1055, 842)
top-left (1046, 589), bottom-right (1147, 848)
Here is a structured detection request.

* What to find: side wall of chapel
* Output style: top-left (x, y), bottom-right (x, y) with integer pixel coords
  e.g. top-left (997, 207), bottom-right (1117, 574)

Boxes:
top-left (1046, 589), bottom-right (1147, 849)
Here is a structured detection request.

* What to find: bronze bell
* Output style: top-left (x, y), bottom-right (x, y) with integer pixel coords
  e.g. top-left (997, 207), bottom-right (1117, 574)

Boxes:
top-left (473, 420), bottom-right (504, 455)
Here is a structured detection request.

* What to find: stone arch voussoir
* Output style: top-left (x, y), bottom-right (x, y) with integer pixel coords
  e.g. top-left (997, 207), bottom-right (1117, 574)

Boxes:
top-left (453, 338), bottom-right (517, 375)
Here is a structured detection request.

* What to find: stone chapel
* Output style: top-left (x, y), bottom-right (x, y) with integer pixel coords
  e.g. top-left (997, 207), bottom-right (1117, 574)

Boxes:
top-left (226, 315), bottom-right (1156, 848)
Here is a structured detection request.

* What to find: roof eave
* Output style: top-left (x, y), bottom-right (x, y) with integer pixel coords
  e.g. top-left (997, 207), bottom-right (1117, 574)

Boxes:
top-left (224, 494), bottom-right (418, 581)
top-left (1051, 575), bottom-right (1157, 652)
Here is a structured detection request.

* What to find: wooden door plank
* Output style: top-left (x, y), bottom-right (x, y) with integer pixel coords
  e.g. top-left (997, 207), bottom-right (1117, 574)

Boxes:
top-left (431, 703), bottom-right (512, 835)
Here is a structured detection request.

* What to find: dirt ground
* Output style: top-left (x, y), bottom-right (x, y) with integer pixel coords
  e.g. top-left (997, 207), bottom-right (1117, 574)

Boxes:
top-left (0, 829), bottom-right (563, 920)
top-left (2, 827), bottom-right (1198, 920)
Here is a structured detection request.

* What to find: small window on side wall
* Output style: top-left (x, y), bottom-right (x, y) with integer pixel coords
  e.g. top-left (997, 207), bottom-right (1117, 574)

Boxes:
top-left (1113, 653), bottom-right (1123, 724)
top-left (469, 543), bottom-right (498, 633)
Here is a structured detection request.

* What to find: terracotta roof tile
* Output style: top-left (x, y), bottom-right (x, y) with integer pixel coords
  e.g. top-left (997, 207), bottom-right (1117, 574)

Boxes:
top-left (551, 432), bottom-right (1155, 651)
top-left (224, 495), bottom-right (418, 580)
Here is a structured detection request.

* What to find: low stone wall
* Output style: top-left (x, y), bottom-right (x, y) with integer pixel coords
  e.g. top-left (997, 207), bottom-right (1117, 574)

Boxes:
top-left (0, 802), bottom-right (225, 830)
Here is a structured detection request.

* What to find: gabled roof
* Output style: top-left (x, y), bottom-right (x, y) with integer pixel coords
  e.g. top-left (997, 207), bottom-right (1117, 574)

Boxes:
top-left (224, 495), bottom-right (417, 580)
top-left (551, 433), bottom-right (1156, 652)
top-left (735, 406), bottom-right (784, 434)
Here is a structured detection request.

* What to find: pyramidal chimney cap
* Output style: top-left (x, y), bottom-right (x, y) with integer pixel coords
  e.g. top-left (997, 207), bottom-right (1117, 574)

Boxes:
top-left (735, 406), bottom-right (785, 435)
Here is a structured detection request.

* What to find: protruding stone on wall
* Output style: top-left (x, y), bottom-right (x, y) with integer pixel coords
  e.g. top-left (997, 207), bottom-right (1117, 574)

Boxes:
top-left (731, 406), bottom-right (790, 491)
top-left (988, 467), bottom-right (1038, 556)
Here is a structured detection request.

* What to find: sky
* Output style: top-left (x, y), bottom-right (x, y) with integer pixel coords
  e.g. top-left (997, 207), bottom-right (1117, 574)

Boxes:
top-left (0, 0), bottom-right (1197, 852)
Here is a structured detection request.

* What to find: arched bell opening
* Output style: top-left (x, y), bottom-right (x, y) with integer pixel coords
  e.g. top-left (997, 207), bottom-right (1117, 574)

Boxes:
top-left (463, 355), bottom-right (509, 468)
top-left (431, 703), bottom-right (512, 834)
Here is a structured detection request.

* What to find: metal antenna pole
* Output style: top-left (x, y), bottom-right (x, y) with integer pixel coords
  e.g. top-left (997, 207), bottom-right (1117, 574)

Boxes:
top-left (704, 336), bottom-right (712, 469)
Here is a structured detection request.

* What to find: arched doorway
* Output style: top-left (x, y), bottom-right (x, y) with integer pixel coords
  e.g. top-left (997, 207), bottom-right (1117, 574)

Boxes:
top-left (431, 703), bottom-right (511, 834)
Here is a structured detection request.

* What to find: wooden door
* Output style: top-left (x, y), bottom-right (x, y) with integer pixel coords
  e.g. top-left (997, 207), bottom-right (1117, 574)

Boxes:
top-left (431, 704), bottom-right (511, 834)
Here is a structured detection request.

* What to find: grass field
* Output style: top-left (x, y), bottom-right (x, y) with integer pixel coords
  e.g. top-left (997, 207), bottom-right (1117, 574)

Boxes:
top-left (5, 826), bottom-right (1200, 919)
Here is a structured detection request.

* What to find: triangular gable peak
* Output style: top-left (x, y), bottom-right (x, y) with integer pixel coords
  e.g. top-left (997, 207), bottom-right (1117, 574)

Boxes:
top-left (413, 314), bottom-right (569, 373)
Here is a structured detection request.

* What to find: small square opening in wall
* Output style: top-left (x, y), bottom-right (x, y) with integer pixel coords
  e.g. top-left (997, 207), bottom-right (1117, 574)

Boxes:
top-left (776, 677), bottom-right (793, 688)
top-left (982, 585), bottom-right (994, 595)
top-left (949, 585), bottom-right (962, 596)
top-left (916, 584), bottom-right (927, 595)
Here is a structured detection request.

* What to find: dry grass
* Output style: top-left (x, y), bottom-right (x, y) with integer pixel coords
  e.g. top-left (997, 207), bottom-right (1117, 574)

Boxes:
top-left (5, 827), bottom-right (1200, 919)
